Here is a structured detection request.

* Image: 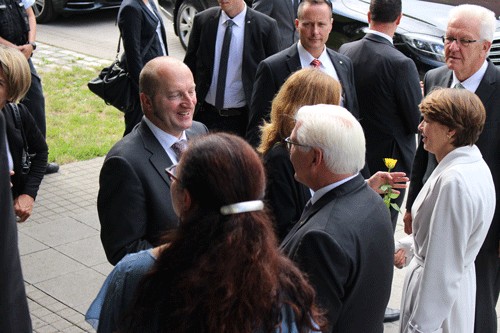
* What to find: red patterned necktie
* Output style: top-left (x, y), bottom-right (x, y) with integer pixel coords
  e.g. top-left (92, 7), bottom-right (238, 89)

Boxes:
top-left (311, 59), bottom-right (321, 68)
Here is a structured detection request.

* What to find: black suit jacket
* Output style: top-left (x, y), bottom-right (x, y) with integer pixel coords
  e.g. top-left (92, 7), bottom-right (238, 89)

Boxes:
top-left (252, 0), bottom-right (298, 49)
top-left (98, 119), bottom-right (208, 265)
top-left (339, 34), bottom-right (421, 175)
top-left (246, 44), bottom-right (359, 146)
top-left (184, 6), bottom-right (281, 109)
top-left (3, 103), bottom-right (48, 200)
top-left (0, 112), bottom-right (31, 333)
top-left (118, 0), bottom-right (168, 88)
top-left (264, 143), bottom-right (310, 241)
top-left (280, 174), bottom-right (394, 333)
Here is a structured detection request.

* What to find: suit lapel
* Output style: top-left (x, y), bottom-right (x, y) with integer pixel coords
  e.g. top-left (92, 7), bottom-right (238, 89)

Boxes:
top-left (206, 9), bottom-right (221, 78)
top-left (138, 121), bottom-right (173, 186)
top-left (280, 174), bottom-right (366, 248)
top-left (475, 61), bottom-right (496, 103)
top-left (287, 45), bottom-right (302, 75)
top-left (140, 0), bottom-right (159, 24)
top-left (327, 48), bottom-right (348, 86)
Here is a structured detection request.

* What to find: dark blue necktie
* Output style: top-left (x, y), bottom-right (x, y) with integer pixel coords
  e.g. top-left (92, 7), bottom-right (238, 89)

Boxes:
top-left (215, 20), bottom-right (234, 110)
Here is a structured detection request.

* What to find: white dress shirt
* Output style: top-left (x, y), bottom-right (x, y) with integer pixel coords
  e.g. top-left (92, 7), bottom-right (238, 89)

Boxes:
top-left (143, 117), bottom-right (187, 164)
top-left (205, 6), bottom-right (247, 108)
top-left (451, 60), bottom-right (488, 93)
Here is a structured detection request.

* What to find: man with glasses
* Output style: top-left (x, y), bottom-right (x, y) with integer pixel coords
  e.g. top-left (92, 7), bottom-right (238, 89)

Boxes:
top-left (404, 5), bottom-right (500, 333)
top-left (97, 57), bottom-right (207, 265)
top-left (245, 0), bottom-right (359, 146)
top-left (281, 104), bottom-right (394, 333)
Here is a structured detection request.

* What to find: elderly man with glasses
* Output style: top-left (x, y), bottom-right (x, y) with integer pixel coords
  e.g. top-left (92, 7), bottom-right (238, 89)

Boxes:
top-left (403, 5), bottom-right (500, 333)
top-left (280, 104), bottom-right (394, 333)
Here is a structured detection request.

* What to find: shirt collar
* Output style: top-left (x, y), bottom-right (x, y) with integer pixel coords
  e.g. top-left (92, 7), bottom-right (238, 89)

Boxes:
top-left (143, 117), bottom-right (187, 152)
top-left (311, 173), bottom-right (358, 204)
top-left (365, 29), bottom-right (393, 44)
top-left (220, 4), bottom-right (247, 27)
top-left (451, 60), bottom-right (488, 93)
top-left (297, 41), bottom-right (328, 65)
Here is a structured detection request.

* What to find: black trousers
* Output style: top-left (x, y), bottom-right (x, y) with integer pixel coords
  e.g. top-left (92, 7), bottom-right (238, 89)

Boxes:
top-left (194, 102), bottom-right (247, 138)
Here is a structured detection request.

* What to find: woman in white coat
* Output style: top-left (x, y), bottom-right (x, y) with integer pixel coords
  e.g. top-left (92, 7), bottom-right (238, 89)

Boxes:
top-left (399, 88), bottom-right (496, 333)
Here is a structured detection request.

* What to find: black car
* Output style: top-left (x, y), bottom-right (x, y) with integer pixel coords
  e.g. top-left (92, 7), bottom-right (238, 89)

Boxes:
top-left (158, 0), bottom-right (500, 75)
top-left (34, 0), bottom-right (121, 23)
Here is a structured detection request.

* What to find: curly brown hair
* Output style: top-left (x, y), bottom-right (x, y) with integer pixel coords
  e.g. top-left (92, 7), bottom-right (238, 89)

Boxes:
top-left (123, 133), bottom-right (327, 333)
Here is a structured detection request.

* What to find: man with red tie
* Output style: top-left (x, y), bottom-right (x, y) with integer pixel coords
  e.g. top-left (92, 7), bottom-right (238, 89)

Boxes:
top-left (245, 0), bottom-right (359, 146)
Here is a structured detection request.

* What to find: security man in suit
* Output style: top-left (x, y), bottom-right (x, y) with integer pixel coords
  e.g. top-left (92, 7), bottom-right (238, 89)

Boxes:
top-left (281, 104), bottom-right (394, 333)
top-left (98, 56), bottom-right (208, 265)
top-left (339, 0), bottom-right (421, 229)
top-left (403, 5), bottom-right (500, 333)
top-left (184, 0), bottom-right (281, 138)
top-left (246, 0), bottom-right (359, 147)
top-left (0, 0), bottom-right (59, 174)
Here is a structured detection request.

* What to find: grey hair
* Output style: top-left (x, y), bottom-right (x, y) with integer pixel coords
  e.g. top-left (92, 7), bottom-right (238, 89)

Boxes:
top-left (448, 4), bottom-right (496, 42)
top-left (295, 104), bottom-right (365, 175)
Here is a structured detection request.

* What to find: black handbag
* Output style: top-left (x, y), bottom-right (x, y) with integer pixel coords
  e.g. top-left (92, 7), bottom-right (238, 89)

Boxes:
top-left (88, 34), bottom-right (155, 112)
top-left (7, 103), bottom-right (34, 174)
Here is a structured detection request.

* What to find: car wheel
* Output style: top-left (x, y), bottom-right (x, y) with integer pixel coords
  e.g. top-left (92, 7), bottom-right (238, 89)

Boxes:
top-left (33, 0), bottom-right (56, 23)
top-left (176, 0), bottom-right (202, 50)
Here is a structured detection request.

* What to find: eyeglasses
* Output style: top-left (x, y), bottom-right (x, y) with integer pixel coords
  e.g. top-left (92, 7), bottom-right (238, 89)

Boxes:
top-left (165, 164), bottom-right (179, 183)
top-left (442, 36), bottom-right (480, 47)
top-left (284, 137), bottom-right (310, 152)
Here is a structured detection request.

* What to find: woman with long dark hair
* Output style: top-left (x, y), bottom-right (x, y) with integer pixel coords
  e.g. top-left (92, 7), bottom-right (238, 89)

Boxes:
top-left (87, 132), bottom-right (326, 333)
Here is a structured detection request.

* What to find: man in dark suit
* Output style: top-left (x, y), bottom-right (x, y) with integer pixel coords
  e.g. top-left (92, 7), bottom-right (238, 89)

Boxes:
top-left (98, 57), bottom-right (208, 265)
top-left (281, 104), bottom-right (394, 333)
top-left (245, 0), bottom-right (359, 146)
top-left (403, 5), bottom-right (500, 333)
top-left (252, 0), bottom-right (298, 48)
top-left (118, 0), bottom-right (168, 135)
top-left (184, 0), bottom-right (281, 137)
top-left (339, 0), bottom-right (421, 229)
top-left (0, 112), bottom-right (31, 333)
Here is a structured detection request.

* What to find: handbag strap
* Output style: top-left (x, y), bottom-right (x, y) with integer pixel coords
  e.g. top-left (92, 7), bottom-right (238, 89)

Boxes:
top-left (7, 103), bottom-right (30, 154)
top-left (115, 32), bottom-right (157, 61)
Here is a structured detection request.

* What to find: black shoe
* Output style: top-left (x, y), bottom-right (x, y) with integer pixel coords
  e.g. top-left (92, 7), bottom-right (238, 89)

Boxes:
top-left (45, 162), bottom-right (59, 174)
top-left (383, 307), bottom-right (400, 323)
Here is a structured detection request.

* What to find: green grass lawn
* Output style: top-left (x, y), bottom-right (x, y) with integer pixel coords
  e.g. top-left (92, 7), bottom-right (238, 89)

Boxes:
top-left (41, 66), bottom-right (124, 164)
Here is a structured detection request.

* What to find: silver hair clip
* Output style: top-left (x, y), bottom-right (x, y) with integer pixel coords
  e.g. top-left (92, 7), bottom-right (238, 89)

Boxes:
top-left (220, 200), bottom-right (264, 215)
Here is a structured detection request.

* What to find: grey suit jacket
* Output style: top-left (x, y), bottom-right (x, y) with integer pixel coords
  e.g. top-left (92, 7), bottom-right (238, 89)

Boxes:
top-left (246, 43), bottom-right (359, 146)
top-left (0, 112), bottom-right (31, 332)
top-left (184, 6), bottom-right (281, 109)
top-left (98, 119), bottom-right (208, 265)
top-left (252, 0), bottom-right (298, 49)
top-left (280, 174), bottom-right (394, 333)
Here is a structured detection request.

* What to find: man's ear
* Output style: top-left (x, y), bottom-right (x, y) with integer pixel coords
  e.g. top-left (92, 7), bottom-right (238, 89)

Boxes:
top-left (140, 92), bottom-right (151, 115)
top-left (311, 147), bottom-right (323, 167)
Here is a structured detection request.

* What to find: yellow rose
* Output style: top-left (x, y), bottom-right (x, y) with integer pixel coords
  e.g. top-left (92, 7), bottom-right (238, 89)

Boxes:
top-left (384, 158), bottom-right (398, 170)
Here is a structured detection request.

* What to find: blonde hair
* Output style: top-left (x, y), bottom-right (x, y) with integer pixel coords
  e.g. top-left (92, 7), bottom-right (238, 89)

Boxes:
top-left (0, 45), bottom-right (31, 103)
top-left (257, 68), bottom-right (341, 154)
